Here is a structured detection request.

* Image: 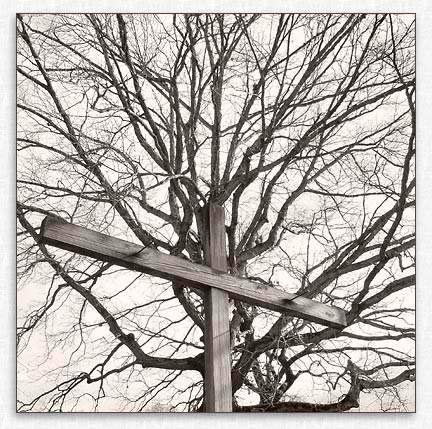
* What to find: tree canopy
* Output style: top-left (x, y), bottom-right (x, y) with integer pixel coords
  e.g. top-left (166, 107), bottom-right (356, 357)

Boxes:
top-left (17, 13), bottom-right (415, 412)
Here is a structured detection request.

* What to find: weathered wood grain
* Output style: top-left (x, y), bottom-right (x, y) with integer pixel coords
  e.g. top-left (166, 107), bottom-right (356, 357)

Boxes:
top-left (39, 216), bottom-right (347, 329)
top-left (199, 204), bottom-right (232, 412)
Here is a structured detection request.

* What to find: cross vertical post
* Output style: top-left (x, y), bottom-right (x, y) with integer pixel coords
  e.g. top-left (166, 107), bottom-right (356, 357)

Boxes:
top-left (199, 203), bottom-right (232, 412)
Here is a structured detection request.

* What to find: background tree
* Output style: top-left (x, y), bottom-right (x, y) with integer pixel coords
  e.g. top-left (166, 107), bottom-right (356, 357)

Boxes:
top-left (17, 13), bottom-right (415, 412)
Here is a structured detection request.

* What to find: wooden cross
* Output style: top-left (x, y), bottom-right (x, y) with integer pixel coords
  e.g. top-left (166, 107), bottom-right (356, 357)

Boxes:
top-left (39, 203), bottom-right (346, 412)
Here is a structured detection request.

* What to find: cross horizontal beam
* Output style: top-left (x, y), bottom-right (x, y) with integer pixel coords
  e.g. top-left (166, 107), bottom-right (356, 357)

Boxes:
top-left (39, 217), bottom-right (347, 329)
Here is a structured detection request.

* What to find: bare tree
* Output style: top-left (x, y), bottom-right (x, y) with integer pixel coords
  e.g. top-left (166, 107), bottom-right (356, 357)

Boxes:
top-left (17, 13), bottom-right (415, 412)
